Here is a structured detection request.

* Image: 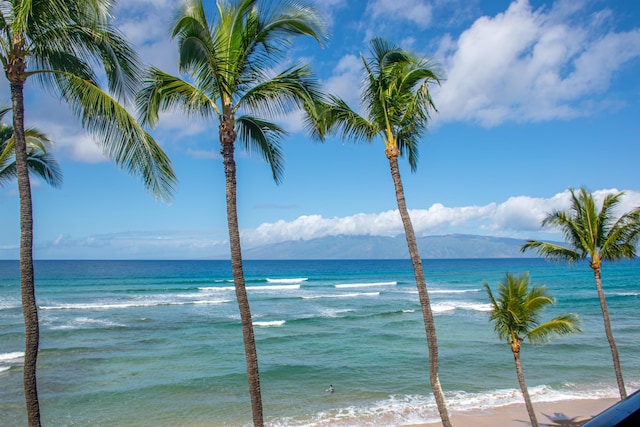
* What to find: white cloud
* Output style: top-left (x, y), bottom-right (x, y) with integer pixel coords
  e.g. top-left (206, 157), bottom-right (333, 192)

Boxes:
top-left (324, 54), bottom-right (365, 110)
top-left (13, 187), bottom-right (638, 259)
top-left (241, 188), bottom-right (640, 245)
top-left (433, 0), bottom-right (640, 126)
top-left (367, 0), bottom-right (433, 28)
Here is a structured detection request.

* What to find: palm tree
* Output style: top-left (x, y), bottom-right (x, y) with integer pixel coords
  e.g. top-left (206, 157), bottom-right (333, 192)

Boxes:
top-left (484, 273), bottom-right (581, 427)
top-left (521, 187), bottom-right (640, 399)
top-left (320, 37), bottom-right (451, 426)
top-left (0, 107), bottom-right (62, 188)
top-left (0, 2), bottom-right (177, 425)
top-left (137, 1), bottom-right (326, 425)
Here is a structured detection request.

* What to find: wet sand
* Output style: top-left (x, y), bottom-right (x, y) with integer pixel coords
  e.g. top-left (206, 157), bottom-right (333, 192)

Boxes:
top-left (402, 397), bottom-right (618, 427)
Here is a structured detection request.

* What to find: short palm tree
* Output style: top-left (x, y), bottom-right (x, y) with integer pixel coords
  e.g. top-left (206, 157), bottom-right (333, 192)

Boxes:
top-left (484, 273), bottom-right (581, 427)
top-left (1, 2), bottom-right (176, 425)
top-left (0, 107), bottom-right (62, 188)
top-left (320, 37), bottom-right (451, 426)
top-left (137, 1), bottom-right (326, 425)
top-left (521, 187), bottom-right (640, 399)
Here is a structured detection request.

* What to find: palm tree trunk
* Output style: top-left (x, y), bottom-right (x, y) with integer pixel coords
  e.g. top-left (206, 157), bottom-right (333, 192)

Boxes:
top-left (11, 80), bottom-right (42, 427)
top-left (388, 156), bottom-right (452, 427)
top-left (220, 113), bottom-right (264, 427)
top-left (513, 349), bottom-right (538, 427)
top-left (592, 267), bottom-right (626, 399)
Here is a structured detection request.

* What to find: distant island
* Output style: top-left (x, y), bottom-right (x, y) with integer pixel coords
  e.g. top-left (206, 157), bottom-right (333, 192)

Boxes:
top-left (232, 234), bottom-right (543, 260)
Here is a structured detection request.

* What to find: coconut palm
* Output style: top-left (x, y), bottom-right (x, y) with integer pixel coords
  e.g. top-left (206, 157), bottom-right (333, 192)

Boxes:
top-left (521, 187), bottom-right (640, 399)
top-left (0, 107), bottom-right (62, 188)
top-left (484, 273), bottom-right (581, 427)
top-left (0, 2), bottom-right (176, 425)
top-left (320, 37), bottom-right (451, 426)
top-left (137, 1), bottom-right (326, 425)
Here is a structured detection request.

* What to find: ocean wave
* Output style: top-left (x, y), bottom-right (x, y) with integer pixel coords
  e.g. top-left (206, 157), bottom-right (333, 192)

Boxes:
top-left (273, 385), bottom-right (622, 427)
top-left (198, 286), bottom-right (235, 291)
top-left (0, 351), bottom-right (24, 363)
top-left (254, 320), bottom-right (286, 327)
top-left (302, 292), bottom-right (380, 299)
top-left (431, 301), bottom-right (492, 314)
top-left (199, 284), bottom-right (301, 292)
top-left (335, 281), bottom-right (397, 289)
top-left (0, 366), bottom-right (10, 373)
top-left (266, 278), bottom-right (308, 284)
top-left (611, 291), bottom-right (639, 297)
top-left (48, 317), bottom-right (127, 331)
top-left (429, 289), bottom-right (482, 294)
top-left (40, 299), bottom-right (231, 310)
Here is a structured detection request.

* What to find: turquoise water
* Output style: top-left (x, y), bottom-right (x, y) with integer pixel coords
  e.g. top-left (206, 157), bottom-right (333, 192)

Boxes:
top-left (1, 258), bottom-right (639, 426)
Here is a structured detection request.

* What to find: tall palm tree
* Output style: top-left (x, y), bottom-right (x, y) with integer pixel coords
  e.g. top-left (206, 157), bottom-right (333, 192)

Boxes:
top-left (521, 187), bottom-right (640, 399)
top-left (484, 273), bottom-right (581, 427)
top-left (137, 1), bottom-right (326, 425)
top-left (0, 2), bottom-right (176, 425)
top-left (0, 107), bottom-right (62, 187)
top-left (320, 37), bottom-right (451, 426)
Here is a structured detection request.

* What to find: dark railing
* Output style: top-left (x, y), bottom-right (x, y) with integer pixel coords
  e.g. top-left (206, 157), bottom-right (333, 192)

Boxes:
top-left (581, 389), bottom-right (640, 426)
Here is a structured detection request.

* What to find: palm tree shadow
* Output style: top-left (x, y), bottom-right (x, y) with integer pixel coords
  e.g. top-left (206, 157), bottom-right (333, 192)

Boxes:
top-left (540, 412), bottom-right (593, 426)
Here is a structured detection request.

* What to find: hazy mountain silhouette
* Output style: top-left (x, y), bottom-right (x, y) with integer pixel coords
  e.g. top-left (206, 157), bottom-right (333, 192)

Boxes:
top-left (239, 234), bottom-right (542, 259)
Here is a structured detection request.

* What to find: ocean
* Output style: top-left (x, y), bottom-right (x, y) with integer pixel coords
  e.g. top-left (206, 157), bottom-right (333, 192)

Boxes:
top-left (1, 258), bottom-right (638, 426)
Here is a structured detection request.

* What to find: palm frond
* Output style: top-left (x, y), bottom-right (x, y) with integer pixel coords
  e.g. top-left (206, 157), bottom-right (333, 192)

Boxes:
top-left (485, 272), bottom-right (580, 347)
top-left (527, 313), bottom-right (582, 344)
top-left (236, 115), bottom-right (285, 183)
top-left (137, 67), bottom-right (218, 127)
top-left (22, 151), bottom-right (63, 187)
top-left (240, 63), bottom-right (323, 120)
top-left (520, 240), bottom-right (582, 263)
top-left (524, 186), bottom-right (640, 266)
top-left (324, 95), bottom-right (378, 143)
top-left (29, 10), bottom-right (141, 102)
top-left (61, 73), bottom-right (177, 202)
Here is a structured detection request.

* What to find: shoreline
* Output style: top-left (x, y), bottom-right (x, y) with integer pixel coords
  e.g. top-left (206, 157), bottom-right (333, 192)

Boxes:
top-left (400, 397), bottom-right (618, 427)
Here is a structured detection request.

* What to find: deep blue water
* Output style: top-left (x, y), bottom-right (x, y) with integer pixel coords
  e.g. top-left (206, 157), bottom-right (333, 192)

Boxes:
top-left (1, 258), bottom-right (639, 426)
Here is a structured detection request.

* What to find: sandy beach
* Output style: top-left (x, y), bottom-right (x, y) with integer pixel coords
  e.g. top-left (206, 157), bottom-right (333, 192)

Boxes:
top-left (402, 397), bottom-right (618, 427)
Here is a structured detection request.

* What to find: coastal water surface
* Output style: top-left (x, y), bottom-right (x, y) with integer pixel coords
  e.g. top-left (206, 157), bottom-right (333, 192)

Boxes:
top-left (1, 258), bottom-right (639, 426)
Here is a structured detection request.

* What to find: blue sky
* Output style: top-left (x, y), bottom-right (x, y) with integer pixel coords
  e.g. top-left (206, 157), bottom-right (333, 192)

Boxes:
top-left (1, 0), bottom-right (639, 259)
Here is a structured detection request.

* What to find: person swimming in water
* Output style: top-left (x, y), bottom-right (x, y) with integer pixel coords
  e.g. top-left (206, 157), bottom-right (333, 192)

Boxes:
top-left (327, 384), bottom-right (334, 393)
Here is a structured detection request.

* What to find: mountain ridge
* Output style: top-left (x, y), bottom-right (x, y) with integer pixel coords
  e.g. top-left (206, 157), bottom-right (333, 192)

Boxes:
top-left (237, 233), bottom-right (543, 260)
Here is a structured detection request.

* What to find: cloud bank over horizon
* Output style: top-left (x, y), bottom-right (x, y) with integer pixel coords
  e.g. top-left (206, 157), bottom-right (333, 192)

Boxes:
top-left (15, 188), bottom-right (639, 259)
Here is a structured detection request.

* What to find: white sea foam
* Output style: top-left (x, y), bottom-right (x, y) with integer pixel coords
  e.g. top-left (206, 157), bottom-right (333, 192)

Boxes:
top-left (431, 303), bottom-right (456, 313)
top-left (0, 352), bottom-right (24, 362)
top-left (253, 320), bottom-right (286, 327)
top-left (49, 317), bottom-right (126, 331)
top-left (201, 284), bottom-right (301, 291)
top-left (612, 291), bottom-right (639, 297)
top-left (40, 299), bottom-right (230, 310)
top-left (317, 308), bottom-right (353, 318)
top-left (249, 284), bottom-right (301, 291)
top-left (303, 292), bottom-right (380, 299)
top-left (199, 286), bottom-right (235, 291)
top-left (0, 366), bottom-right (10, 373)
top-left (456, 302), bottom-right (493, 312)
top-left (335, 281), bottom-right (397, 289)
top-left (0, 300), bottom-right (20, 310)
top-left (429, 289), bottom-right (482, 294)
top-left (402, 309), bottom-right (415, 313)
top-left (266, 278), bottom-right (308, 284)
top-left (431, 301), bottom-right (492, 314)
top-left (279, 385), bottom-right (623, 427)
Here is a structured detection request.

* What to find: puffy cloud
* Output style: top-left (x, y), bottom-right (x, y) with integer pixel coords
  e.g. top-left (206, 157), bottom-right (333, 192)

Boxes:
top-left (16, 188), bottom-right (639, 259)
top-left (367, 0), bottom-right (433, 28)
top-left (433, 0), bottom-right (640, 126)
top-left (242, 188), bottom-right (640, 245)
top-left (324, 54), bottom-right (364, 107)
